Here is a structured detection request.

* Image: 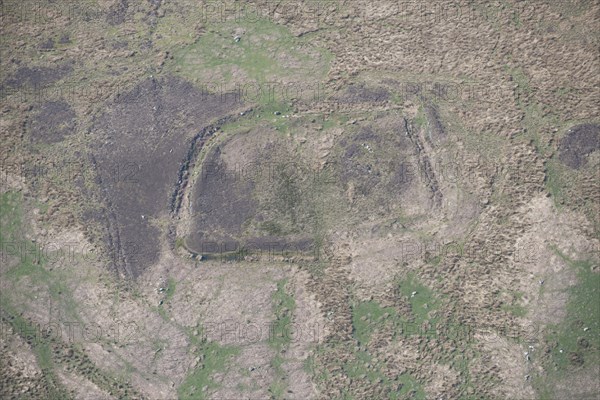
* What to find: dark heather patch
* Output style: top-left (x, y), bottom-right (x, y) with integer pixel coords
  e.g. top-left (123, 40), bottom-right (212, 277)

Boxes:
top-left (333, 83), bottom-right (390, 105)
top-left (106, 0), bottom-right (129, 25)
top-left (425, 104), bottom-right (446, 144)
top-left (186, 133), bottom-right (315, 257)
top-left (90, 75), bottom-right (243, 277)
top-left (2, 64), bottom-right (73, 90)
top-left (187, 145), bottom-right (257, 252)
top-left (39, 38), bottom-right (55, 51)
top-left (28, 100), bottom-right (77, 144)
top-left (559, 124), bottom-right (600, 169)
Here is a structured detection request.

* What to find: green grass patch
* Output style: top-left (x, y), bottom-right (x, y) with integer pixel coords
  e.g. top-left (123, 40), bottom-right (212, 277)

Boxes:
top-left (268, 279), bottom-right (296, 399)
top-left (269, 354), bottom-right (287, 399)
top-left (397, 373), bottom-right (426, 400)
top-left (351, 301), bottom-right (397, 346)
top-left (156, 278), bottom-right (177, 318)
top-left (164, 277), bottom-right (177, 301)
top-left (501, 290), bottom-right (527, 317)
top-left (506, 66), bottom-right (532, 104)
top-left (309, 331), bottom-right (431, 399)
top-left (533, 247), bottom-right (600, 398)
top-left (397, 274), bottom-right (440, 326)
top-left (260, 220), bottom-right (283, 235)
top-left (178, 338), bottom-right (239, 400)
top-left (501, 303), bottom-right (527, 317)
top-left (351, 276), bottom-right (440, 347)
top-left (544, 160), bottom-right (568, 207)
top-left (1, 191), bottom-right (80, 319)
top-left (412, 106), bottom-right (427, 129)
top-left (316, 341), bottom-right (419, 400)
top-left (168, 18), bottom-right (331, 104)
top-left (545, 249), bottom-right (600, 371)
top-left (0, 191), bottom-right (23, 242)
